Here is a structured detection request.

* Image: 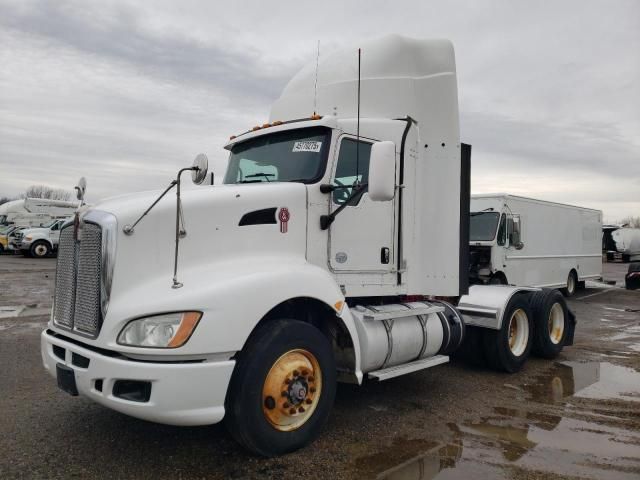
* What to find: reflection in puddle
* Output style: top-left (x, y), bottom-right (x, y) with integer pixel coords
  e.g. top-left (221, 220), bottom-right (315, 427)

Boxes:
top-left (359, 362), bottom-right (640, 480)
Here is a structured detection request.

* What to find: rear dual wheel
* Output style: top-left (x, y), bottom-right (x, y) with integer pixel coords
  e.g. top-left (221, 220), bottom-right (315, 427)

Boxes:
top-left (483, 295), bottom-right (533, 373)
top-left (531, 289), bottom-right (570, 359)
top-left (225, 319), bottom-right (336, 456)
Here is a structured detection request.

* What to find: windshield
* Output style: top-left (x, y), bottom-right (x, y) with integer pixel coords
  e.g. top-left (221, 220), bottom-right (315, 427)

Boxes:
top-left (224, 127), bottom-right (330, 184)
top-left (470, 212), bottom-right (500, 241)
top-left (39, 220), bottom-right (57, 228)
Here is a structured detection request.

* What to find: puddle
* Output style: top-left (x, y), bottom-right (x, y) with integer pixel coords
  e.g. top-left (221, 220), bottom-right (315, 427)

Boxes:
top-left (0, 306), bottom-right (25, 318)
top-left (355, 362), bottom-right (640, 479)
top-left (524, 361), bottom-right (640, 403)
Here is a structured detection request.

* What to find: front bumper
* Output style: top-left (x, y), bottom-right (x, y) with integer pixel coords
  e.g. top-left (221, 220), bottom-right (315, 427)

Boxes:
top-left (41, 329), bottom-right (235, 426)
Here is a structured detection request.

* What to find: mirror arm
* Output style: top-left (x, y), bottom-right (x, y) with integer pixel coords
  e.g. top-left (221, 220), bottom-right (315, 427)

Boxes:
top-left (123, 180), bottom-right (177, 235)
top-left (172, 167), bottom-right (195, 289)
top-left (320, 184), bottom-right (353, 193)
top-left (320, 183), bottom-right (368, 230)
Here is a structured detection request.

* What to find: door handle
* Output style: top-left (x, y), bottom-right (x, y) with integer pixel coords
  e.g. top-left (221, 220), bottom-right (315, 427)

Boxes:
top-left (381, 247), bottom-right (390, 264)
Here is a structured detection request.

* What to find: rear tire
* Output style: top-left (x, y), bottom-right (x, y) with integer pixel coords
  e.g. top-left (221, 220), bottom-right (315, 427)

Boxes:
top-left (530, 289), bottom-right (569, 359)
top-left (561, 270), bottom-right (577, 297)
top-left (225, 319), bottom-right (336, 456)
top-left (489, 273), bottom-right (507, 285)
top-left (482, 295), bottom-right (533, 373)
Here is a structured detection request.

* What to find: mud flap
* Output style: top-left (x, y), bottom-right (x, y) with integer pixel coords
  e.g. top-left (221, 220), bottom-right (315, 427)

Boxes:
top-left (564, 308), bottom-right (576, 346)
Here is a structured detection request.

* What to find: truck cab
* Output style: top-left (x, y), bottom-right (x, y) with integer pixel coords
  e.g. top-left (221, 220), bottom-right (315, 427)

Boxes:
top-left (469, 197), bottom-right (523, 285)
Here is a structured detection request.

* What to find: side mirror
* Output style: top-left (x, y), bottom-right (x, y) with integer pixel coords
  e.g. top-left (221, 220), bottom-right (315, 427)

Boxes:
top-left (510, 230), bottom-right (524, 249)
top-left (368, 141), bottom-right (396, 202)
top-left (191, 154), bottom-right (209, 185)
top-left (75, 177), bottom-right (87, 202)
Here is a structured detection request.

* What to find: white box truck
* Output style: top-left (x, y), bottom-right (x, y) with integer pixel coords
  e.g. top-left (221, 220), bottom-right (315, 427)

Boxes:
top-left (469, 194), bottom-right (603, 296)
top-left (40, 36), bottom-right (577, 456)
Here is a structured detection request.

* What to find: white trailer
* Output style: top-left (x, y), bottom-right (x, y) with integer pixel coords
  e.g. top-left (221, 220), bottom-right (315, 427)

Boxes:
top-left (0, 198), bottom-right (78, 227)
top-left (469, 194), bottom-right (602, 296)
top-left (40, 36), bottom-right (577, 456)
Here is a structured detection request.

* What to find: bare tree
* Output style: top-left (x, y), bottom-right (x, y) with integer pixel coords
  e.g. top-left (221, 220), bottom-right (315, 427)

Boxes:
top-left (619, 216), bottom-right (640, 228)
top-left (25, 185), bottom-right (72, 201)
top-left (0, 196), bottom-right (11, 206)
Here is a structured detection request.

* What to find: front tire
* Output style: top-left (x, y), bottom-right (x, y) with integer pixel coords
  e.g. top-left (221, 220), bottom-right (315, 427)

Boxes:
top-left (225, 319), bottom-right (336, 456)
top-left (531, 289), bottom-right (569, 359)
top-left (482, 295), bottom-right (533, 373)
top-left (30, 241), bottom-right (51, 258)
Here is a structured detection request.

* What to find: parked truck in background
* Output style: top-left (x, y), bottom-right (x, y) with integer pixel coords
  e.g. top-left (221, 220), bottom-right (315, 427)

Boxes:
top-left (40, 36), bottom-right (576, 456)
top-left (469, 194), bottom-right (602, 296)
top-left (0, 198), bottom-right (77, 228)
top-left (11, 219), bottom-right (67, 258)
top-left (611, 228), bottom-right (640, 263)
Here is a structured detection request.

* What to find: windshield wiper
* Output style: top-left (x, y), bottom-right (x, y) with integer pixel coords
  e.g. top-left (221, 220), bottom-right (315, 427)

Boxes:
top-left (470, 207), bottom-right (494, 217)
top-left (243, 173), bottom-right (274, 182)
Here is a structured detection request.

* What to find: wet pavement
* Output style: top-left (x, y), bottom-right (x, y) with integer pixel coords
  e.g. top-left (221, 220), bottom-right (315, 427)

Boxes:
top-left (0, 256), bottom-right (639, 479)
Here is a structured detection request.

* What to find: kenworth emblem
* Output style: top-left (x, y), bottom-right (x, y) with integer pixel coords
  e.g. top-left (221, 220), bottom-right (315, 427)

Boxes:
top-left (278, 207), bottom-right (290, 233)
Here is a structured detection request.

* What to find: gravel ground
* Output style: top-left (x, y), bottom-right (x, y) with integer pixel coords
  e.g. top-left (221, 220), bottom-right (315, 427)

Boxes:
top-left (0, 256), bottom-right (638, 479)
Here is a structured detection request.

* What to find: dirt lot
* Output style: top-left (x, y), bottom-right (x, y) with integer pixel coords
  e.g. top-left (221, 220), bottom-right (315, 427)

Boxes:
top-left (0, 256), bottom-right (638, 479)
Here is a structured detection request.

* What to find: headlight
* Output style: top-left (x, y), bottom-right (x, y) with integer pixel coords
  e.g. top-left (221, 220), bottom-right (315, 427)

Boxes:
top-left (25, 235), bottom-right (32, 241)
top-left (117, 312), bottom-right (202, 348)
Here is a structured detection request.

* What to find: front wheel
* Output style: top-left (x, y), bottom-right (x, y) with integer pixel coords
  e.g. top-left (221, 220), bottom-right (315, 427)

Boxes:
top-left (483, 295), bottom-right (533, 373)
top-left (225, 319), bottom-right (336, 456)
top-left (30, 241), bottom-right (51, 258)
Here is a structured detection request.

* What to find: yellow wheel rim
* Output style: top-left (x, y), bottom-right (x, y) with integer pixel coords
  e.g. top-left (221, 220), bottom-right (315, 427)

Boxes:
top-left (507, 308), bottom-right (529, 357)
top-left (548, 303), bottom-right (565, 345)
top-left (262, 349), bottom-right (322, 432)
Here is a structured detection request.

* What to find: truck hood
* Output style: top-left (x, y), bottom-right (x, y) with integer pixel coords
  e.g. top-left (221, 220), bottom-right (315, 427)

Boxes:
top-left (16, 227), bottom-right (47, 237)
top-left (91, 183), bottom-right (309, 317)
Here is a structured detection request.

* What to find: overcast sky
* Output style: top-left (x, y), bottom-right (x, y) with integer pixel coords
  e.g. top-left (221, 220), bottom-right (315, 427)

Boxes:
top-left (1, 0), bottom-right (638, 221)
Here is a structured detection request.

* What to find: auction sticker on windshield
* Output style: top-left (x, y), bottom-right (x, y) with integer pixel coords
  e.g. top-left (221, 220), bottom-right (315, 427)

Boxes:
top-left (292, 141), bottom-right (322, 153)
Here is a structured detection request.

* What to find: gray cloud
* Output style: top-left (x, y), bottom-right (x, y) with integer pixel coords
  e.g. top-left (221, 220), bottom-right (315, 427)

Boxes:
top-left (0, 0), bottom-right (638, 221)
top-left (0, 0), bottom-right (296, 100)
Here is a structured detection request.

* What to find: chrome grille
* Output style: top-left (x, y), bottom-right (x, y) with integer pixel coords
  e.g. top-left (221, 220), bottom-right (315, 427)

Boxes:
top-left (53, 221), bottom-right (104, 337)
top-left (73, 224), bottom-right (102, 334)
top-left (53, 227), bottom-right (76, 328)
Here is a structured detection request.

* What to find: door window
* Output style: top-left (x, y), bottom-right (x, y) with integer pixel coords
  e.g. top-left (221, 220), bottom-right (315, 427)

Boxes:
top-left (332, 138), bottom-right (372, 205)
top-left (497, 214), bottom-right (507, 246)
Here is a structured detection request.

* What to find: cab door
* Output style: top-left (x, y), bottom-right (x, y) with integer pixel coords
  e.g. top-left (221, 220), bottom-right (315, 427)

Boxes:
top-left (50, 220), bottom-right (62, 245)
top-left (328, 135), bottom-right (395, 275)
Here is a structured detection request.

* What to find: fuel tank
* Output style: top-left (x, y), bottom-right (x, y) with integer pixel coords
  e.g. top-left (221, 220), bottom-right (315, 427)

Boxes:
top-left (350, 301), bottom-right (465, 373)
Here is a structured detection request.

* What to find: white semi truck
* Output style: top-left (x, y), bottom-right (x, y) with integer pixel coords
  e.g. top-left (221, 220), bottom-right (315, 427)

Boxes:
top-left (469, 194), bottom-right (602, 296)
top-left (40, 36), bottom-right (576, 456)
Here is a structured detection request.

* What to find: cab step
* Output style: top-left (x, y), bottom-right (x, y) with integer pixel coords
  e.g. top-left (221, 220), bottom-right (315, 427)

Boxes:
top-left (367, 355), bottom-right (449, 381)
